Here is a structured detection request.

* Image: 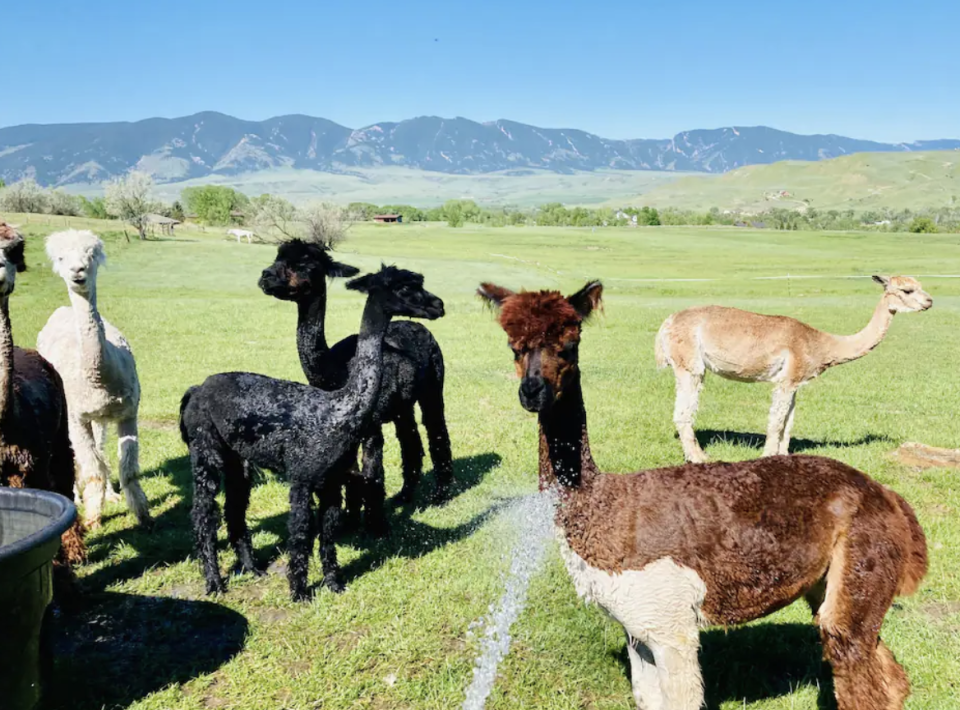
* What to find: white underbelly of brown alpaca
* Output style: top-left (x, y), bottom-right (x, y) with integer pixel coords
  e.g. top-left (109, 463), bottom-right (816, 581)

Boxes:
top-left (557, 533), bottom-right (707, 710)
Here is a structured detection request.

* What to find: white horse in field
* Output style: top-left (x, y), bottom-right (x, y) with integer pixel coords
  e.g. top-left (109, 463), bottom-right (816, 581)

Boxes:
top-left (227, 228), bottom-right (256, 244)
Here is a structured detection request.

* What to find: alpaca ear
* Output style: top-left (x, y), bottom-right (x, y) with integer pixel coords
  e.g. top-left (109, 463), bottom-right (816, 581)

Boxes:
top-left (328, 261), bottom-right (360, 278)
top-left (345, 272), bottom-right (373, 292)
top-left (477, 283), bottom-right (515, 310)
top-left (567, 280), bottom-right (603, 320)
top-left (872, 275), bottom-right (890, 287)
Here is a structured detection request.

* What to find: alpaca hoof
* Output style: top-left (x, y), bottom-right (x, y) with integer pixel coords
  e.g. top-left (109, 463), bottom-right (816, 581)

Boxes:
top-left (83, 517), bottom-right (102, 531)
top-left (231, 562), bottom-right (265, 578)
top-left (205, 579), bottom-right (227, 596)
top-left (290, 586), bottom-right (313, 602)
top-left (394, 485), bottom-right (417, 505)
top-left (341, 511), bottom-right (362, 533)
top-left (105, 487), bottom-right (123, 504)
top-left (135, 514), bottom-right (155, 531)
top-left (323, 576), bottom-right (346, 594)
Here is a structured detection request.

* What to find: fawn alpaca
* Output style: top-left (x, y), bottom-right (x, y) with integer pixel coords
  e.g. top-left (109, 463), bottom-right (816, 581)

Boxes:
top-left (656, 275), bottom-right (932, 462)
top-left (479, 279), bottom-right (927, 710)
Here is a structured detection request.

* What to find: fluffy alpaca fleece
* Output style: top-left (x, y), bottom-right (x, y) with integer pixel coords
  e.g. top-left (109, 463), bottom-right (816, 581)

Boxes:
top-left (479, 280), bottom-right (927, 710)
top-left (258, 240), bottom-right (453, 530)
top-left (0, 224), bottom-right (84, 566)
top-left (37, 229), bottom-right (150, 527)
top-left (655, 275), bottom-right (933, 462)
top-left (180, 266), bottom-right (445, 600)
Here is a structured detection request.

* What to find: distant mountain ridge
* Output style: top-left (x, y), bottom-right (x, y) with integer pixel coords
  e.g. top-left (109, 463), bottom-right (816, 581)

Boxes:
top-left (1, 111), bottom-right (958, 187)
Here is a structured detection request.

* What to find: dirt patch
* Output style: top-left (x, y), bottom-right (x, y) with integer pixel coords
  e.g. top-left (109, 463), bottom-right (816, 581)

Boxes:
top-left (894, 442), bottom-right (960, 469)
top-left (328, 627), bottom-right (369, 652)
top-left (258, 608), bottom-right (292, 624)
top-left (920, 601), bottom-right (960, 624)
top-left (141, 418), bottom-right (180, 432)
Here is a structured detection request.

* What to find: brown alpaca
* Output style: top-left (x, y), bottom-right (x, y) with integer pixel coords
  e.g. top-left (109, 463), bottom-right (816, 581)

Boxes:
top-left (479, 279), bottom-right (927, 710)
top-left (0, 223), bottom-right (84, 566)
top-left (656, 275), bottom-right (933, 462)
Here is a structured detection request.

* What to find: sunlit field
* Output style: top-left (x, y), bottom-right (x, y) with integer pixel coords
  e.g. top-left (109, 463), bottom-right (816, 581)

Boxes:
top-left (5, 213), bottom-right (959, 709)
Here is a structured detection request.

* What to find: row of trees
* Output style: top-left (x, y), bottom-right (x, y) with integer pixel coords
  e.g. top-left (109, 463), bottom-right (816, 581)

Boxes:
top-left (4, 175), bottom-right (960, 236)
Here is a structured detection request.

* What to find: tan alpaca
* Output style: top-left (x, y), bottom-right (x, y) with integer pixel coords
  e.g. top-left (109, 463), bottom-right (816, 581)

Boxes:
top-left (656, 275), bottom-right (932, 463)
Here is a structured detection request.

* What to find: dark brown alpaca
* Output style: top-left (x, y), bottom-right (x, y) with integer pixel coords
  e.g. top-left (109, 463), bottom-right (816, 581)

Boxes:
top-left (0, 223), bottom-right (84, 566)
top-left (479, 280), bottom-right (927, 710)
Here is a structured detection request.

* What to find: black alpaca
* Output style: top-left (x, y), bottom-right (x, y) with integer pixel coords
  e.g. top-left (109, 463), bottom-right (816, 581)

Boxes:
top-left (258, 240), bottom-right (453, 529)
top-left (179, 266), bottom-right (444, 600)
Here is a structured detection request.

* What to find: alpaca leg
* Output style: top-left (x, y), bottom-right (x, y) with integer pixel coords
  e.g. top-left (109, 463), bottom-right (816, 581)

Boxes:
top-left (318, 478), bottom-right (345, 593)
top-left (673, 369), bottom-right (707, 463)
top-left (418, 373), bottom-right (454, 500)
top-left (92, 421), bottom-right (121, 503)
top-left (625, 633), bottom-right (664, 710)
top-left (394, 407), bottom-right (424, 502)
top-left (49, 414), bottom-right (86, 565)
top-left (117, 418), bottom-right (151, 525)
top-left (69, 417), bottom-right (109, 528)
top-left (763, 386), bottom-right (795, 457)
top-left (777, 389), bottom-right (798, 455)
top-left (342, 450), bottom-right (364, 532)
top-left (818, 527), bottom-right (909, 710)
top-left (286, 481), bottom-right (316, 601)
top-left (361, 429), bottom-right (389, 536)
top-left (189, 437), bottom-right (226, 595)
top-left (223, 451), bottom-right (261, 576)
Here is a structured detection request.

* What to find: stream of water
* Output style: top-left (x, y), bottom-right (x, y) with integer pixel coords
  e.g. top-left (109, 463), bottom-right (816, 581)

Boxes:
top-left (461, 489), bottom-right (557, 710)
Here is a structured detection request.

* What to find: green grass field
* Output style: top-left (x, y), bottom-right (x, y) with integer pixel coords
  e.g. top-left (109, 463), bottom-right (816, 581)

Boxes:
top-left (4, 213), bottom-right (960, 709)
top-left (631, 151), bottom-right (960, 213)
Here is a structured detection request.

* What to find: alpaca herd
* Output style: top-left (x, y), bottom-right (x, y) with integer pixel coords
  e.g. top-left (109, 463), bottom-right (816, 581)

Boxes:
top-left (0, 220), bottom-right (939, 710)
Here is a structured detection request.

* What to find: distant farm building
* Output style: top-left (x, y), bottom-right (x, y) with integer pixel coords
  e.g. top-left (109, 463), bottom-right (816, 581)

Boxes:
top-left (144, 213), bottom-right (180, 236)
top-left (373, 214), bottom-right (402, 223)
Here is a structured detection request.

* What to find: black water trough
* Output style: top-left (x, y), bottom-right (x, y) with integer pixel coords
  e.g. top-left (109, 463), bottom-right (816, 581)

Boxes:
top-left (0, 488), bottom-right (76, 710)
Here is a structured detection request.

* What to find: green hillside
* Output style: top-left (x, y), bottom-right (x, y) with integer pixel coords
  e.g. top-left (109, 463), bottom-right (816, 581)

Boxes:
top-left (629, 151), bottom-right (960, 213)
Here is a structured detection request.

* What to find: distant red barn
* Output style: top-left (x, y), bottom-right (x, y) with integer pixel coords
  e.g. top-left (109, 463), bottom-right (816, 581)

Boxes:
top-left (373, 214), bottom-right (402, 223)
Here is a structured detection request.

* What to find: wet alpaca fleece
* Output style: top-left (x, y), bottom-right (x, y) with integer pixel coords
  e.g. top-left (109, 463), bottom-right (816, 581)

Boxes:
top-left (180, 266), bottom-right (444, 601)
top-left (258, 239), bottom-right (453, 528)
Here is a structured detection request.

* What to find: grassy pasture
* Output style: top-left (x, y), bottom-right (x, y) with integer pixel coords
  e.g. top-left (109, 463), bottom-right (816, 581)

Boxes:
top-left (3, 213), bottom-right (960, 709)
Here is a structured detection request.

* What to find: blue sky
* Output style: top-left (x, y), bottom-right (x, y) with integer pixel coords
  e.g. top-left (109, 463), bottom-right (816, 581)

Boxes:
top-left (4, 0), bottom-right (958, 142)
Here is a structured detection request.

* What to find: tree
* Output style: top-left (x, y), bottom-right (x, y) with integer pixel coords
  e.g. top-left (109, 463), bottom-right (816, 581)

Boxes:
top-left (0, 178), bottom-right (49, 214)
top-left (909, 217), bottom-right (938, 234)
top-left (169, 200), bottom-right (186, 222)
top-left (444, 200), bottom-right (464, 227)
top-left (248, 194), bottom-right (299, 240)
top-left (181, 185), bottom-right (250, 225)
top-left (105, 171), bottom-right (160, 240)
top-left (0, 179), bottom-right (5, 189)
top-left (47, 189), bottom-right (83, 216)
top-left (298, 202), bottom-right (351, 247)
top-left (80, 196), bottom-right (111, 220)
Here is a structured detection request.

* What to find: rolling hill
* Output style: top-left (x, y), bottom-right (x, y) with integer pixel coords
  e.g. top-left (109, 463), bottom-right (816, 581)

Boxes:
top-left (631, 151), bottom-right (960, 213)
top-left (2, 112), bottom-right (958, 188)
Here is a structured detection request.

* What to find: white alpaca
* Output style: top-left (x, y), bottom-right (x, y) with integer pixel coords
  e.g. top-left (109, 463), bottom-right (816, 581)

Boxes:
top-left (37, 230), bottom-right (151, 527)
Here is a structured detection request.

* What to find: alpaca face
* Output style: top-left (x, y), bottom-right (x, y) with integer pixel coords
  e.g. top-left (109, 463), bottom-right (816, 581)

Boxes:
top-left (0, 224), bottom-right (26, 297)
top-left (46, 230), bottom-right (105, 295)
top-left (478, 281), bottom-right (602, 414)
top-left (346, 266), bottom-right (445, 320)
top-left (258, 239), bottom-right (360, 300)
top-left (873, 275), bottom-right (933, 313)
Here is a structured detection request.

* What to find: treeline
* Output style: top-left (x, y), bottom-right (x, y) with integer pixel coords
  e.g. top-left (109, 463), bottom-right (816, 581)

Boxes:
top-left (3, 177), bottom-right (960, 234)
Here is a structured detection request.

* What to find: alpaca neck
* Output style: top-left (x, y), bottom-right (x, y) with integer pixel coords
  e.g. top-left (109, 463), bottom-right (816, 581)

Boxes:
top-left (0, 297), bottom-right (14, 429)
top-left (337, 298), bottom-right (391, 429)
top-left (68, 285), bottom-right (107, 375)
top-left (824, 296), bottom-right (895, 367)
top-left (295, 290), bottom-right (330, 384)
top-left (537, 370), bottom-right (599, 494)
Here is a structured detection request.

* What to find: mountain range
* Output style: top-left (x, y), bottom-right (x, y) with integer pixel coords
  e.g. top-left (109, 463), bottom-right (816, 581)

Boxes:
top-left (1, 112), bottom-right (958, 187)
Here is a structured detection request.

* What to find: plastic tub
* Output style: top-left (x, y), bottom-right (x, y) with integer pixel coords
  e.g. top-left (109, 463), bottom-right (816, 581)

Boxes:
top-left (0, 488), bottom-right (77, 710)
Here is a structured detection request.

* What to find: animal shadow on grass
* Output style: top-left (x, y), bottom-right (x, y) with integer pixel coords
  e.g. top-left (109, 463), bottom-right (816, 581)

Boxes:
top-left (612, 622), bottom-right (835, 709)
top-left (252, 452), bottom-right (503, 590)
top-left (43, 591), bottom-right (248, 710)
top-left (695, 429), bottom-right (892, 455)
top-left (81, 455), bottom-right (196, 592)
